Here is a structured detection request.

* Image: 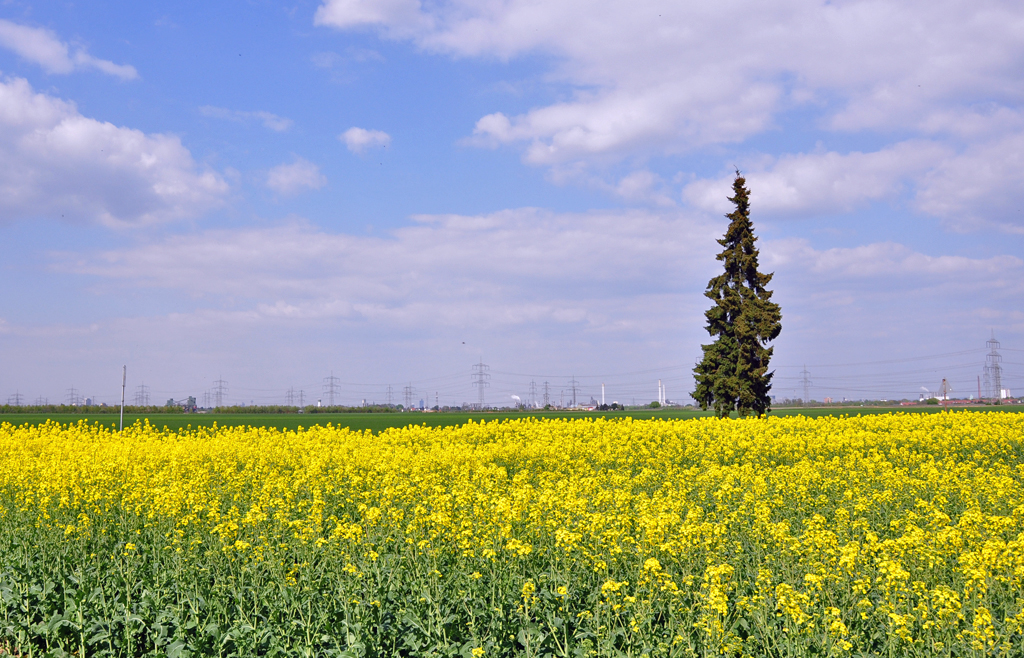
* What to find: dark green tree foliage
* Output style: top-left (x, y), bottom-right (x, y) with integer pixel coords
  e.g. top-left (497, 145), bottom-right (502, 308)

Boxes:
top-left (693, 172), bottom-right (782, 417)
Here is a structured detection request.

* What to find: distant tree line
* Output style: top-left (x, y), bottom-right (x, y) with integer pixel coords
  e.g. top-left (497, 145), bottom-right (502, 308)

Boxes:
top-left (0, 403), bottom-right (418, 415)
top-left (212, 405), bottom-right (403, 414)
top-left (6, 403), bottom-right (633, 415)
top-left (0, 404), bottom-right (168, 414)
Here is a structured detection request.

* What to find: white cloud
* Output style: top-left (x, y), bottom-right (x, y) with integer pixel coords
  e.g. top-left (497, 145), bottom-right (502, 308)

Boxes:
top-left (756, 237), bottom-right (1024, 387)
top-left (0, 77), bottom-right (227, 226)
top-left (0, 19), bottom-right (137, 79)
top-left (198, 106), bottom-right (293, 132)
top-left (316, 0), bottom-right (1024, 167)
top-left (610, 170), bottom-right (675, 206)
top-left (65, 209), bottom-right (716, 325)
top-left (683, 142), bottom-right (949, 216)
top-left (470, 83), bottom-right (780, 165)
top-left (680, 136), bottom-right (1024, 232)
top-left (314, 0), bottom-right (431, 36)
top-left (64, 209), bottom-right (1024, 335)
top-left (914, 131), bottom-right (1024, 232)
top-left (266, 158), bottom-right (327, 195)
top-left (915, 106), bottom-right (1024, 139)
top-left (41, 210), bottom-right (714, 399)
top-left (315, 0), bottom-right (1024, 234)
top-left (765, 238), bottom-right (1023, 281)
top-left (341, 126), bottom-right (391, 153)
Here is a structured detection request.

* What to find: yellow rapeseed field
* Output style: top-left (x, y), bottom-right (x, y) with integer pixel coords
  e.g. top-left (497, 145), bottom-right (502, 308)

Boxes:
top-left (0, 412), bottom-right (1022, 657)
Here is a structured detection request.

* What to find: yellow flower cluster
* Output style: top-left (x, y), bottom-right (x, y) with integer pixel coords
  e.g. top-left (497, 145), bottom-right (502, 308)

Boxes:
top-left (0, 412), bottom-right (1022, 657)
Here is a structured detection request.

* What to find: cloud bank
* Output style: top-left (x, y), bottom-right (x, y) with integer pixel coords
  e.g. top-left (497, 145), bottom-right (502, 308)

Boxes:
top-left (29, 208), bottom-right (1016, 403)
top-left (316, 0), bottom-right (1024, 231)
top-left (317, 0), bottom-right (1023, 154)
top-left (65, 209), bottom-right (1022, 334)
top-left (682, 138), bottom-right (1024, 232)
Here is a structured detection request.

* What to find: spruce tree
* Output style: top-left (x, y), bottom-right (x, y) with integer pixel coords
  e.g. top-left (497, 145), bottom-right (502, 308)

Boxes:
top-left (692, 171), bottom-right (781, 417)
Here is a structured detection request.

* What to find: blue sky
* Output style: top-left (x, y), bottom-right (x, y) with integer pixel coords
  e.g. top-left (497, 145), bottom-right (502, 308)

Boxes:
top-left (1, 0), bottom-right (1022, 407)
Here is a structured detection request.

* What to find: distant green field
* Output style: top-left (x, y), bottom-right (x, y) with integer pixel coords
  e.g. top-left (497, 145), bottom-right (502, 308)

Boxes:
top-left (2, 404), bottom-right (1020, 433)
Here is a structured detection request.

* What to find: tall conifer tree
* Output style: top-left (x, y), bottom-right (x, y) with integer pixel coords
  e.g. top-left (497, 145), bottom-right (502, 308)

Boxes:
top-left (692, 172), bottom-right (781, 417)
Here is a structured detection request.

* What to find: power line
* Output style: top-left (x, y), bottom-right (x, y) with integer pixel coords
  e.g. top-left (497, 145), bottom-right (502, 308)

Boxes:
top-left (800, 365), bottom-right (811, 405)
top-left (212, 348), bottom-right (1004, 403)
top-left (985, 331), bottom-right (1003, 400)
top-left (776, 360), bottom-right (984, 381)
top-left (13, 341), bottom-right (1013, 412)
top-left (213, 377), bottom-right (228, 407)
top-left (472, 360), bottom-right (490, 408)
top-left (7, 391), bottom-right (23, 406)
top-left (781, 349), bottom-right (988, 369)
top-left (134, 383), bottom-right (150, 406)
top-left (490, 349), bottom-right (988, 381)
top-left (323, 372), bottom-right (340, 406)
top-left (403, 383), bottom-right (414, 409)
